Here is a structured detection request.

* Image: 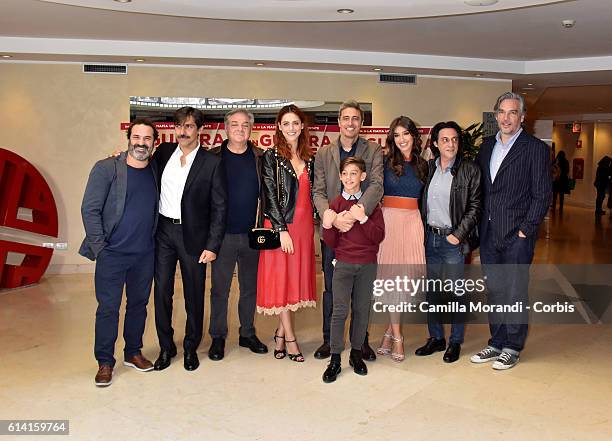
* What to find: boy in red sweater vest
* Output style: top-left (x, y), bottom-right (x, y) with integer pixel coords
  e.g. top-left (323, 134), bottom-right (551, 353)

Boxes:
top-left (320, 157), bottom-right (385, 383)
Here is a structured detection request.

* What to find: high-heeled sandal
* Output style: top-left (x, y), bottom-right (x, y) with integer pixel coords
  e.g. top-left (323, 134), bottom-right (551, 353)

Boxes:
top-left (284, 338), bottom-right (305, 363)
top-left (273, 329), bottom-right (286, 359)
top-left (390, 335), bottom-right (405, 362)
top-left (376, 332), bottom-right (393, 356)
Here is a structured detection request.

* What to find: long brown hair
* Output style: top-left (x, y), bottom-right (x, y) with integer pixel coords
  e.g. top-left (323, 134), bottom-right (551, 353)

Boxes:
top-left (274, 105), bottom-right (313, 161)
top-left (384, 116), bottom-right (427, 182)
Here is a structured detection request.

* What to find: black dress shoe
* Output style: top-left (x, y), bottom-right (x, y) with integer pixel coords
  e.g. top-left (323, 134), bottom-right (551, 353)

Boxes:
top-left (361, 341), bottom-right (377, 362)
top-left (322, 361), bottom-right (342, 383)
top-left (208, 338), bottom-right (225, 361)
top-left (349, 349), bottom-right (368, 376)
top-left (184, 351), bottom-right (200, 371)
top-left (443, 343), bottom-right (461, 363)
top-left (415, 337), bottom-right (446, 356)
top-left (153, 348), bottom-right (177, 371)
top-left (239, 335), bottom-right (269, 354)
top-left (314, 342), bottom-right (331, 359)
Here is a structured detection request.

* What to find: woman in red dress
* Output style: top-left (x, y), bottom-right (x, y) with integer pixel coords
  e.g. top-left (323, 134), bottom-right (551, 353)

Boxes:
top-left (256, 105), bottom-right (316, 362)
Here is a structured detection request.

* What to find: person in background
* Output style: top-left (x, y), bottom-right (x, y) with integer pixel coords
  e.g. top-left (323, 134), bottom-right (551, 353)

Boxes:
top-left (552, 150), bottom-right (570, 213)
top-left (594, 155), bottom-right (611, 215)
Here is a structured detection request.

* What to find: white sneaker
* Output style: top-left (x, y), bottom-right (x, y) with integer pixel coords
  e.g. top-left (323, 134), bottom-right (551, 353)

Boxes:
top-left (470, 346), bottom-right (501, 363)
top-left (492, 351), bottom-right (519, 370)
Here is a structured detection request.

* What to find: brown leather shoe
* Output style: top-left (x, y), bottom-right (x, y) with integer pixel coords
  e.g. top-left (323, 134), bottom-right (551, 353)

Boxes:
top-left (95, 365), bottom-right (113, 387)
top-left (123, 353), bottom-right (154, 372)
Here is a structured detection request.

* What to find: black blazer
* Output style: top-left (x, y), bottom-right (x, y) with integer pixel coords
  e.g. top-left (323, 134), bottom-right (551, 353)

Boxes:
top-left (153, 143), bottom-right (227, 256)
top-left (476, 130), bottom-right (552, 249)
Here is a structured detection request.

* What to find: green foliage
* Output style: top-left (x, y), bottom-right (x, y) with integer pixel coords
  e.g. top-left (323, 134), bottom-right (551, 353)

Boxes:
top-left (462, 122), bottom-right (483, 160)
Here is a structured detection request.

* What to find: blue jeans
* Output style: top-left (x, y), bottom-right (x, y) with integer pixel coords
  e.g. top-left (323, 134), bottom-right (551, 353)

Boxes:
top-left (425, 232), bottom-right (466, 345)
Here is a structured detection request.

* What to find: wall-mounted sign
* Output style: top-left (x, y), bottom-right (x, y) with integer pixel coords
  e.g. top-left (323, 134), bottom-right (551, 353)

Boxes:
top-left (572, 122), bottom-right (582, 133)
top-left (120, 123), bottom-right (432, 152)
top-left (576, 139), bottom-right (582, 149)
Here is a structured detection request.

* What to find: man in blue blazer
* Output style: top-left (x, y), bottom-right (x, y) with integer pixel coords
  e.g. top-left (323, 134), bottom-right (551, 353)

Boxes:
top-left (471, 92), bottom-right (552, 370)
top-left (80, 118), bottom-right (159, 386)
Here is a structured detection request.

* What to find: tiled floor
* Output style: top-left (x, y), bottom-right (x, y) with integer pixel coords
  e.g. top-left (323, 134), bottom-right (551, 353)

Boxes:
top-left (1, 206), bottom-right (611, 440)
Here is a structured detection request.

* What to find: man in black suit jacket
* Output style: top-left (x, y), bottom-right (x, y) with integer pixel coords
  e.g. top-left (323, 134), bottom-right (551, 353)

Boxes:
top-left (152, 107), bottom-right (227, 371)
top-left (472, 92), bottom-right (551, 370)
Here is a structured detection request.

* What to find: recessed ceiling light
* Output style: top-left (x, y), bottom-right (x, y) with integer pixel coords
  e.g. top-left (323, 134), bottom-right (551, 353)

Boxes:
top-left (337, 8), bottom-right (354, 14)
top-left (562, 19), bottom-right (576, 28)
top-left (464, 0), bottom-right (498, 6)
top-left (527, 83), bottom-right (533, 86)
top-left (114, 0), bottom-right (132, 3)
top-left (135, 58), bottom-right (145, 62)
top-left (521, 92), bottom-right (527, 95)
top-left (373, 68), bottom-right (382, 71)
top-left (2, 55), bottom-right (12, 58)
top-left (255, 62), bottom-right (265, 66)
top-left (474, 73), bottom-right (483, 77)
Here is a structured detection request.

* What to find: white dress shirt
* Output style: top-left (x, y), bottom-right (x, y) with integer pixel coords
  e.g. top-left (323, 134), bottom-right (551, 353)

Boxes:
top-left (159, 145), bottom-right (199, 219)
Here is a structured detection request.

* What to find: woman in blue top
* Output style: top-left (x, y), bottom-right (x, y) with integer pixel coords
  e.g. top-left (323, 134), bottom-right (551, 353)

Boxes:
top-left (376, 116), bottom-right (428, 362)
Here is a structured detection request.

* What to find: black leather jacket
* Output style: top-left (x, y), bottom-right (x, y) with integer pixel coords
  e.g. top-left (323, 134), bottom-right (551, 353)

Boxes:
top-left (421, 155), bottom-right (482, 252)
top-left (261, 148), bottom-right (314, 232)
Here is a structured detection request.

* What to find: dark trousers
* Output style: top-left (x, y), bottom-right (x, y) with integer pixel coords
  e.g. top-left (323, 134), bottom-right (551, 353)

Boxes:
top-left (209, 233), bottom-right (259, 339)
top-left (595, 187), bottom-right (607, 213)
top-left (94, 248), bottom-right (154, 366)
top-left (425, 232), bottom-right (466, 345)
top-left (552, 190), bottom-right (565, 211)
top-left (480, 221), bottom-right (535, 353)
top-left (330, 261), bottom-right (376, 354)
top-left (154, 218), bottom-right (206, 353)
top-left (321, 240), bottom-right (361, 343)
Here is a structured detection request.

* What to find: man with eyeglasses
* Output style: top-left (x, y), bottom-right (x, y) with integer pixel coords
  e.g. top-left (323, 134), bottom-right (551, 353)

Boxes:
top-left (152, 106), bottom-right (227, 372)
top-left (206, 108), bottom-right (268, 360)
top-left (471, 92), bottom-right (551, 370)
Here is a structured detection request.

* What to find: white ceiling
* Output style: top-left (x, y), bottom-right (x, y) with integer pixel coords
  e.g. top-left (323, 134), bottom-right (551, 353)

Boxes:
top-left (2, 0), bottom-right (612, 119)
top-left (37, 0), bottom-right (564, 22)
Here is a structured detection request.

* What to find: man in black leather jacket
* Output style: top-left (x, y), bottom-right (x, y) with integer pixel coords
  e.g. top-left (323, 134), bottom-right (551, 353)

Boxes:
top-left (416, 121), bottom-right (482, 363)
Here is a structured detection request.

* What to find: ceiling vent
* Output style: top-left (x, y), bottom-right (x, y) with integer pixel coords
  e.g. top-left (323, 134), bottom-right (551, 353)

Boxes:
top-left (82, 64), bottom-right (128, 74)
top-left (379, 73), bottom-right (417, 85)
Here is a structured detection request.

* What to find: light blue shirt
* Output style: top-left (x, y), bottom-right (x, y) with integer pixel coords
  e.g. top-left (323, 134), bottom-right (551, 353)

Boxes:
top-left (427, 157), bottom-right (455, 228)
top-left (490, 129), bottom-right (522, 182)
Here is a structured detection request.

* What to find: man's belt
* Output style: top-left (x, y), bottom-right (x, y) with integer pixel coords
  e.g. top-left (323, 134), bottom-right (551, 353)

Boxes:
top-left (161, 215), bottom-right (181, 224)
top-left (427, 225), bottom-right (453, 236)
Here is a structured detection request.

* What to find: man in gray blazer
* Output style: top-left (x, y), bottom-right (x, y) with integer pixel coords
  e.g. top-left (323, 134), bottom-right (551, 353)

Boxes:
top-left (80, 118), bottom-right (159, 387)
top-left (312, 100), bottom-right (384, 360)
